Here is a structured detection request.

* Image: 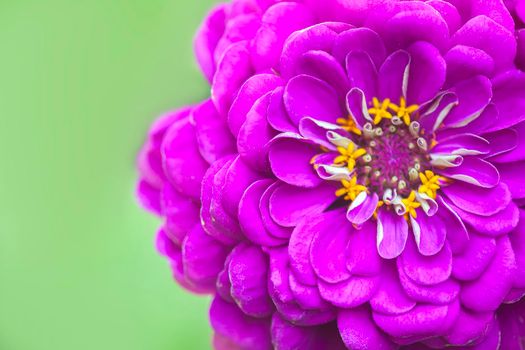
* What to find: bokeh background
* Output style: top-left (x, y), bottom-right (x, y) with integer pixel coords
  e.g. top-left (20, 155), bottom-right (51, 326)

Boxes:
top-left (0, 1), bottom-right (219, 349)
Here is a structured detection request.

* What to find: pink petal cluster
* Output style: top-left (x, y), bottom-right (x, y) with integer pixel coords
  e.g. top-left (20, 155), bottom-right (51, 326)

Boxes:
top-left (138, 0), bottom-right (525, 349)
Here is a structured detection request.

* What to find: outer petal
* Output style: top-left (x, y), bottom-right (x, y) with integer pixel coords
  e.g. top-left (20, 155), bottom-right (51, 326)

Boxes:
top-left (211, 41), bottom-right (254, 116)
top-left (237, 92), bottom-right (277, 172)
top-left (377, 208), bottom-right (409, 259)
top-left (229, 244), bottom-right (274, 317)
top-left (333, 27), bottom-right (386, 68)
top-left (193, 4), bottom-right (227, 82)
top-left (210, 296), bottom-right (272, 350)
top-left (269, 182), bottom-right (337, 227)
top-left (338, 307), bottom-right (396, 350)
top-left (251, 2), bottom-right (315, 71)
top-left (161, 116), bottom-right (208, 199)
top-left (192, 99), bottom-right (236, 164)
top-left (460, 236), bottom-right (517, 311)
top-left (182, 224), bottom-right (229, 291)
top-left (441, 182), bottom-right (511, 216)
top-left (271, 314), bottom-right (346, 350)
top-left (284, 74), bottom-right (342, 126)
top-left (406, 41), bottom-right (446, 105)
top-left (228, 73), bottom-right (283, 136)
top-left (239, 180), bottom-right (287, 247)
top-left (268, 135), bottom-right (323, 188)
top-left (452, 15), bottom-right (516, 71)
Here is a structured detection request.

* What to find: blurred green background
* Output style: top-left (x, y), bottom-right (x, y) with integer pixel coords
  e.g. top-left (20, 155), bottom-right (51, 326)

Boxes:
top-left (0, 1), bottom-right (218, 349)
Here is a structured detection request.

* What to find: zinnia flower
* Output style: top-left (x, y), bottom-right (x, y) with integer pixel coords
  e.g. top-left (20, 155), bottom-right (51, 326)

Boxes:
top-left (137, 0), bottom-right (525, 348)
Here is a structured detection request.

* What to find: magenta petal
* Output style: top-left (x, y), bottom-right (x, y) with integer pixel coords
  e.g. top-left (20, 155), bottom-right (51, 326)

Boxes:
top-left (280, 23), bottom-right (339, 79)
top-left (228, 73), bottom-right (283, 136)
top-left (452, 201), bottom-right (520, 236)
top-left (271, 314), bottom-right (346, 350)
top-left (213, 13), bottom-right (260, 65)
top-left (318, 275), bottom-right (379, 308)
top-left (346, 88), bottom-right (373, 128)
top-left (268, 135), bottom-right (322, 188)
top-left (162, 185), bottom-right (200, 246)
top-left (444, 75), bottom-right (492, 128)
top-left (333, 27), bottom-right (386, 68)
top-left (436, 198), bottom-right (469, 254)
top-left (288, 272), bottom-right (330, 310)
top-left (310, 216), bottom-right (352, 283)
top-left (182, 224), bottom-right (228, 291)
top-left (441, 182), bottom-right (511, 216)
top-left (434, 133), bottom-right (490, 156)
top-left (444, 45), bottom-right (494, 87)
top-left (452, 233), bottom-right (497, 281)
top-left (377, 2), bottom-right (449, 51)
top-left (200, 158), bottom-right (240, 245)
top-left (210, 296), bottom-right (272, 350)
top-left (411, 211), bottom-right (447, 256)
top-left (346, 192), bottom-right (379, 226)
top-left (251, 2), bottom-right (315, 71)
top-left (397, 259), bottom-right (460, 305)
top-left (157, 229), bottom-right (210, 294)
top-left (399, 238), bottom-right (452, 286)
top-left (193, 4), bottom-right (226, 82)
top-left (229, 244), bottom-right (274, 317)
top-left (211, 40), bottom-right (253, 116)
top-left (509, 210), bottom-right (525, 289)
top-left (445, 309), bottom-right (494, 346)
top-left (284, 74), bottom-right (342, 126)
top-left (192, 99), bottom-right (236, 164)
top-left (136, 180), bottom-right (162, 215)
top-left (370, 263), bottom-right (416, 315)
top-left (221, 155), bottom-right (263, 218)
top-left (297, 50), bottom-right (350, 97)
top-left (239, 180), bottom-right (287, 247)
top-left (461, 236), bottom-right (517, 311)
top-left (338, 307), bottom-right (396, 350)
top-left (406, 41), bottom-right (446, 104)
top-left (345, 220), bottom-right (382, 276)
top-left (345, 50), bottom-right (378, 100)
top-left (267, 87), bottom-right (297, 133)
top-left (498, 160), bottom-right (525, 199)
top-left (452, 15), bottom-right (516, 71)
top-left (288, 212), bottom-right (331, 286)
top-left (489, 70), bottom-right (525, 131)
top-left (377, 208), bottom-right (409, 259)
top-left (268, 248), bottom-right (336, 326)
top-left (161, 116), bottom-right (208, 200)
top-left (259, 182), bottom-right (293, 239)
top-left (438, 157), bottom-right (499, 188)
top-left (378, 50), bottom-right (410, 101)
top-left (237, 92), bottom-right (277, 172)
top-left (427, 0), bottom-right (461, 33)
top-left (298, 117), bottom-right (343, 150)
top-left (269, 181), bottom-right (337, 227)
top-left (373, 301), bottom-right (460, 338)
top-left (208, 158), bottom-right (244, 242)
top-left (485, 128), bottom-right (520, 161)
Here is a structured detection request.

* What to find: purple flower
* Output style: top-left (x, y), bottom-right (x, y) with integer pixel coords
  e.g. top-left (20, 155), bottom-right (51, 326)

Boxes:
top-left (137, 0), bottom-right (525, 348)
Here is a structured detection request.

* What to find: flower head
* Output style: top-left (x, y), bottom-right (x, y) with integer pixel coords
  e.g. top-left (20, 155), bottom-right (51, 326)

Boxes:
top-left (137, 0), bottom-right (525, 349)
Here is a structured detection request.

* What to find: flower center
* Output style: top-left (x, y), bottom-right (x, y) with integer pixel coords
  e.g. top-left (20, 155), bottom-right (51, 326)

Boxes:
top-left (325, 97), bottom-right (446, 220)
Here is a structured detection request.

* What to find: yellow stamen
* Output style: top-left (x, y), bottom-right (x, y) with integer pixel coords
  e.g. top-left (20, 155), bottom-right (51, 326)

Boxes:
top-left (334, 142), bottom-right (367, 171)
top-left (418, 170), bottom-right (444, 199)
top-left (337, 116), bottom-right (362, 135)
top-left (388, 97), bottom-right (419, 125)
top-left (368, 97), bottom-right (393, 125)
top-left (336, 176), bottom-right (367, 201)
top-left (402, 191), bottom-right (421, 219)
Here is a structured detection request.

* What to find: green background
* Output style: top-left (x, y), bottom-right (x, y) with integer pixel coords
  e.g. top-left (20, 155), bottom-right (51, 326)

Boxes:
top-left (0, 1), bottom-right (219, 349)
